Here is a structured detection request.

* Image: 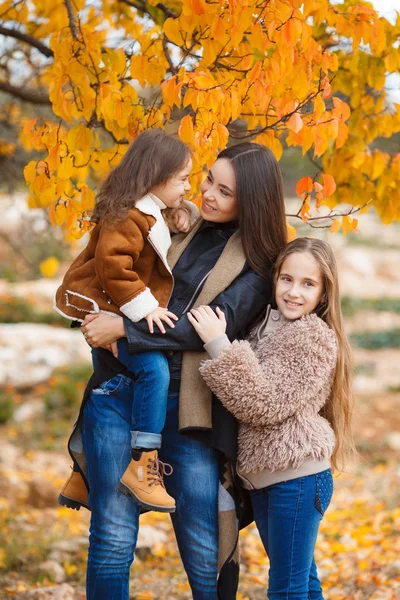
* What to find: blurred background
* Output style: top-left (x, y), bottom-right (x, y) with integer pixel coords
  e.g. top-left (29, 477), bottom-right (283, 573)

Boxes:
top-left (0, 0), bottom-right (400, 597)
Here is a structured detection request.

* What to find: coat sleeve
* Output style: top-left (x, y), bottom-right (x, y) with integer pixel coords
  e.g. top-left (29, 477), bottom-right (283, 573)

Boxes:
top-left (95, 218), bottom-right (158, 322)
top-left (124, 265), bottom-right (271, 352)
top-left (199, 319), bottom-right (337, 427)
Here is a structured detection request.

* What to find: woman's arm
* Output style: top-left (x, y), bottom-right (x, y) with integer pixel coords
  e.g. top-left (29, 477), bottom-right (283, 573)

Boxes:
top-left (83, 266), bottom-right (271, 352)
top-left (199, 318), bottom-right (337, 427)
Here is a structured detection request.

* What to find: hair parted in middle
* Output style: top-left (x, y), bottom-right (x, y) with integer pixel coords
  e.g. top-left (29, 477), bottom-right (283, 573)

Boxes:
top-left (217, 142), bottom-right (288, 278)
top-left (274, 237), bottom-right (356, 472)
top-left (91, 128), bottom-right (191, 226)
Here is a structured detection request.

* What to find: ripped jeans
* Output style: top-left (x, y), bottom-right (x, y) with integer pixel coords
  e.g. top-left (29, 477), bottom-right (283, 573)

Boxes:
top-left (250, 470), bottom-right (333, 599)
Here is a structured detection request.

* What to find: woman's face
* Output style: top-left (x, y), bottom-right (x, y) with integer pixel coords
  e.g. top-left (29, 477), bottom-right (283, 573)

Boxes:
top-left (200, 158), bottom-right (239, 223)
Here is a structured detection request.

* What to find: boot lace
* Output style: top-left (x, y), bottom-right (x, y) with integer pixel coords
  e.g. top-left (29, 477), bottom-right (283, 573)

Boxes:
top-left (147, 457), bottom-right (173, 487)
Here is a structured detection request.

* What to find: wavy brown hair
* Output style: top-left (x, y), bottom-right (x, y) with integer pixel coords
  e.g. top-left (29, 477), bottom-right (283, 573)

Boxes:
top-left (91, 129), bottom-right (191, 226)
top-left (218, 143), bottom-right (287, 277)
top-left (274, 238), bottom-right (357, 472)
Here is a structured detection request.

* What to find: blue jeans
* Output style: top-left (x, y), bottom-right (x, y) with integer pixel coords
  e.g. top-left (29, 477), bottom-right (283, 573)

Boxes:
top-left (92, 343), bottom-right (170, 450)
top-left (82, 375), bottom-right (219, 600)
top-left (250, 470), bottom-right (333, 599)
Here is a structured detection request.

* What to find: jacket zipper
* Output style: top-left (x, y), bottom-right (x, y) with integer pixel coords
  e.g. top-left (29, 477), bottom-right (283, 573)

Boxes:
top-left (182, 269), bottom-right (213, 314)
top-left (147, 235), bottom-right (175, 306)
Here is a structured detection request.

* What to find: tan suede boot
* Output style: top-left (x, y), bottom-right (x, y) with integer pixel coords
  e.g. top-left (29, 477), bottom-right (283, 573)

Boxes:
top-left (58, 469), bottom-right (90, 511)
top-left (119, 450), bottom-right (175, 513)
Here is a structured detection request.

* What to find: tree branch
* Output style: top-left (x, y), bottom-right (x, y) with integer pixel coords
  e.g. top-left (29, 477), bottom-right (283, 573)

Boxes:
top-left (162, 36), bottom-right (177, 74)
top-left (63, 0), bottom-right (78, 40)
top-left (0, 81), bottom-right (51, 104)
top-left (0, 26), bottom-right (53, 58)
top-left (118, 0), bottom-right (178, 19)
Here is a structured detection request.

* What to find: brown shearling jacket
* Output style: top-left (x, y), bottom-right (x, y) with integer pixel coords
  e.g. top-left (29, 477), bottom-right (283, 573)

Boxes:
top-left (54, 194), bottom-right (195, 323)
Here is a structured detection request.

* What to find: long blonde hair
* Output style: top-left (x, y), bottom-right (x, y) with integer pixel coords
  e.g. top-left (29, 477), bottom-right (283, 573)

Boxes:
top-left (274, 238), bottom-right (356, 472)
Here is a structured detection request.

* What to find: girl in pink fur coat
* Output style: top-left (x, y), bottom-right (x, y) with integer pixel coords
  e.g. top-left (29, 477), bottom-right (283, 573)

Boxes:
top-left (188, 238), bottom-right (356, 600)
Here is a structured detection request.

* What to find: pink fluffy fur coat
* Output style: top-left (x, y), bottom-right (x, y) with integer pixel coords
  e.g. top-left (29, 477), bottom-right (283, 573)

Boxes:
top-left (199, 313), bottom-right (338, 473)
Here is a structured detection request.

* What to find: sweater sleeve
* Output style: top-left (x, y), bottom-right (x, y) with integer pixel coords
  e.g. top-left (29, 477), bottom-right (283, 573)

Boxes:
top-left (95, 218), bottom-right (158, 322)
top-left (199, 318), bottom-right (337, 427)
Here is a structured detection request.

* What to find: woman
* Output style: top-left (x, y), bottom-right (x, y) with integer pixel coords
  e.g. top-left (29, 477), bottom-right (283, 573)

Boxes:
top-left (60, 142), bottom-right (288, 600)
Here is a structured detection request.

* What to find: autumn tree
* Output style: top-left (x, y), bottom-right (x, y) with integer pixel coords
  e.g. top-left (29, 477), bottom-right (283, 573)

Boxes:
top-left (0, 0), bottom-right (399, 237)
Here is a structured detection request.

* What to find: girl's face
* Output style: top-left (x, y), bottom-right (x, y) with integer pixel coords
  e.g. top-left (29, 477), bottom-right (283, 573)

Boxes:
top-left (200, 158), bottom-right (239, 223)
top-left (276, 251), bottom-right (324, 320)
top-left (151, 157), bottom-right (192, 208)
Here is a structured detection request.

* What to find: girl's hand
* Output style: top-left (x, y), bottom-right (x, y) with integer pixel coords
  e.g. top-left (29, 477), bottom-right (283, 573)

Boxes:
top-left (171, 208), bottom-right (191, 233)
top-left (82, 314), bottom-right (126, 348)
top-left (187, 305), bottom-right (227, 344)
top-left (145, 306), bottom-right (178, 334)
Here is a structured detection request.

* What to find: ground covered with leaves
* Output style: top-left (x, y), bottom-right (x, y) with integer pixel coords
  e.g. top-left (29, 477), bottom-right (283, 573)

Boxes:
top-left (1, 415), bottom-right (399, 599)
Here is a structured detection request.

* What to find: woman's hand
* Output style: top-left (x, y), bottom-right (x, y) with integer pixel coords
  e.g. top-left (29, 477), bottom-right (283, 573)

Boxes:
top-left (82, 314), bottom-right (126, 351)
top-left (187, 305), bottom-right (227, 344)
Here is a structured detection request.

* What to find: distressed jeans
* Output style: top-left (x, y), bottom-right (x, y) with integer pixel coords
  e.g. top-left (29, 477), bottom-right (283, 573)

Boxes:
top-left (82, 374), bottom-right (219, 600)
top-left (250, 470), bottom-right (333, 599)
top-left (92, 343), bottom-right (170, 451)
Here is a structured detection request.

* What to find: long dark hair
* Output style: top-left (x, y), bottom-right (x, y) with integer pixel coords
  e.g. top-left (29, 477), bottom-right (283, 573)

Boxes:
top-left (218, 143), bottom-right (287, 277)
top-left (91, 129), bottom-right (191, 225)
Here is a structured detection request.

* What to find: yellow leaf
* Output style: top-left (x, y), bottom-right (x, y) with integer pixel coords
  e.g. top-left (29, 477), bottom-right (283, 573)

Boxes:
top-left (40, 256), bottom-right (60, 278)
top-left (286, 221), bottom-right (296, 241)
top-left (178, 114), bottom-right (195, 145)
top-left (330, 218), bottom-right (341, 233)
top-left (164, 18), bottom-right (184, 46)
top-left (341, 215), bottom-right (353, 236)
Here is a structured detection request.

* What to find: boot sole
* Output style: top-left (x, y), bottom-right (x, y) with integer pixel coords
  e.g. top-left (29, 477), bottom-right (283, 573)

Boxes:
top-left (58, 493), bottom-right (90, 511)
top-left (117, 482), bottom-right (176, 513)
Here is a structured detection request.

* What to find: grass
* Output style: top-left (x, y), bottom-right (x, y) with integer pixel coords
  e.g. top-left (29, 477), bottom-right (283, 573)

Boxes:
top-left (350, 329), bottom-right (400, 350)
top-left (0, 295), bottom-right (69, 327)
top-left (341, 296), bottom-right (400, 317)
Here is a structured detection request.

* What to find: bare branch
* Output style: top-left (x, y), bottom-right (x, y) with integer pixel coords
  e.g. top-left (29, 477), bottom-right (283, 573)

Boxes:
top-left (0, 81), bottom-right (51, 104)
top-left (63, 0), bottom-right (78, 40)
top-left (118, 0), bottom-right (178, 19)
top-left (162, 36), bottom-right (177, 74)
top-left (0, 26), bottom-right (53, 58)
top-left (286, 200), bottom-right (372, 227)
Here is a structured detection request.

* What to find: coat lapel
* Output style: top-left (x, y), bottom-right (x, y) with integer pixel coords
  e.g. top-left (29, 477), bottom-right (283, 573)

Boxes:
top-left (168, 221), bottom-right (246, 302)
top-left (167, 218), bottom-right (203, 269)
top-left (194, 229), bottom-right (246, 307)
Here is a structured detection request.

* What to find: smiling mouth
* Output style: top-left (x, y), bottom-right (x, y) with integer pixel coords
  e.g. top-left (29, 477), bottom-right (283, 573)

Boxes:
top-left (284, 300), bottom-right (303, 307)
top-left (203, 201), bottom-right (217, 211)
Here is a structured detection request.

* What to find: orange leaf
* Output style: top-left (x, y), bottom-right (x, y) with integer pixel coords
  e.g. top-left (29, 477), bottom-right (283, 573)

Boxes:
top-left (296, 176), bottom-right (313, 197)
top-left (283, 18), bottom-right (302, 47)
top-left (322, 79), bottom-right (332, 99)
top-left (248, 61), bottom-right (262, 85)
top-left (322, 173), bottom-right (336, 197)
top-left (191, 0), bottom-right (206, 15)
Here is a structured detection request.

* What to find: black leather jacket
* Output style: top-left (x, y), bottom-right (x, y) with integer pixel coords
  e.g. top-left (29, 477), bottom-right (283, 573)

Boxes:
top-left (123, 220), bottom-right (273, 374)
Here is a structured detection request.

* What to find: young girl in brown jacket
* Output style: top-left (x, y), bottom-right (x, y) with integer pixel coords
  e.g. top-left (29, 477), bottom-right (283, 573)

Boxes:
top-left (55, 129), bottom-right (197, 513)
top-left (188, 237), bottom-right (355, 599)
